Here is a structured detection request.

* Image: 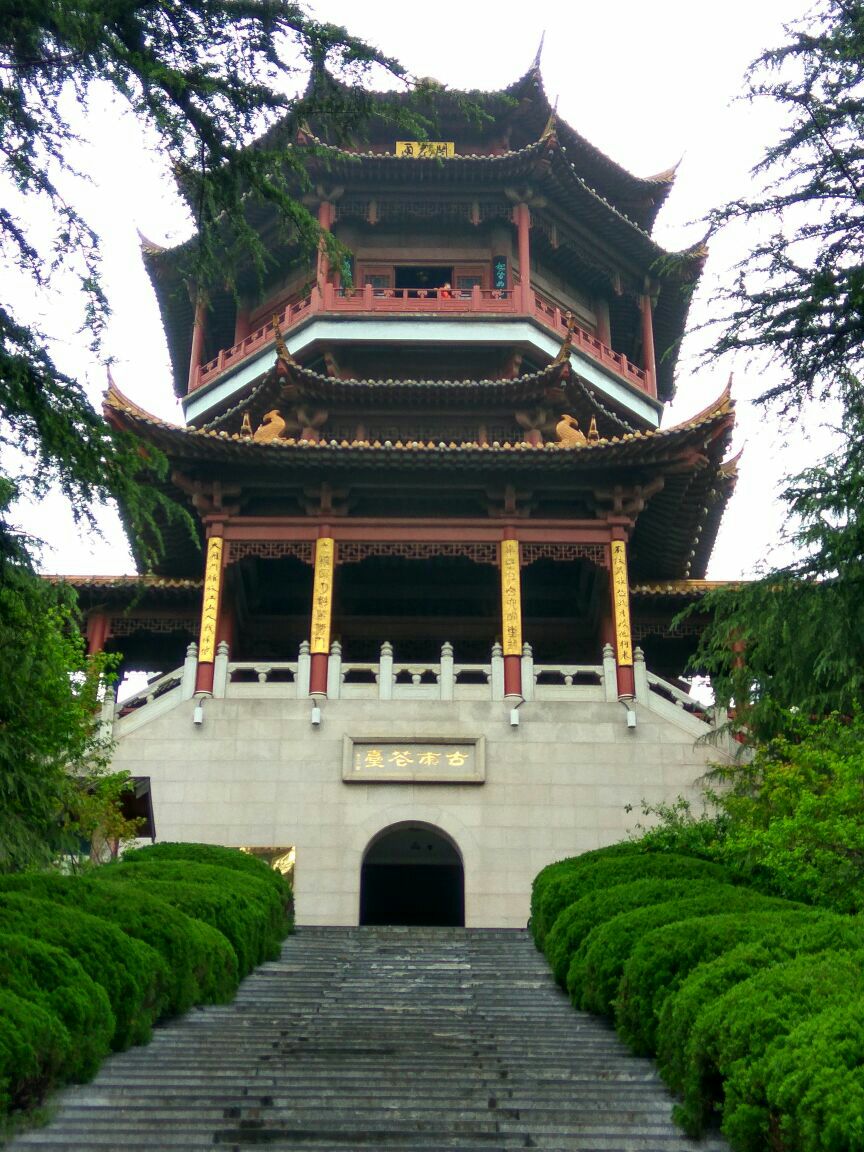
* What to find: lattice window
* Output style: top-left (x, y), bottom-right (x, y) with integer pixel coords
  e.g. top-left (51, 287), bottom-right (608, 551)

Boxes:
top-left (227, 541), bottom-right (315, 565)
top-left (521, 543), bottom-right (608, 568)
top-left (633, 617), bottom-right (706, 641)
top-left (109, 615), bottom-right (197, 637)
top-left (336, 542), bottom-right (498, 566)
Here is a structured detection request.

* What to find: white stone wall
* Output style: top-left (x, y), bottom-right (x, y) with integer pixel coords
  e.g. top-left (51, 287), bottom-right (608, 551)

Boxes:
top-left (112, 690), bottom-right (726, 929)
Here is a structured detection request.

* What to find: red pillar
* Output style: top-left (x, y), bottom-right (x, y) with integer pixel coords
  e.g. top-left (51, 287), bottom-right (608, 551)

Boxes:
top-left (515, 203), bottom-right (531, 312)
top-left (188, 295), bottom-right (207, 392)
top-left (640, 291), bottom-right (657, 398)
top-left (309, 534), bottom-right (335, 699)
top-left (195, 530), bottom-right (225, 695)
top-left (316, 201), bottom-right (335, 305)
top-left (86, 612), bottom-right (110, 656)
top-left (500, 535), bottom-right (523, 703)
top-left (609, 528), bottom-right (635, 700)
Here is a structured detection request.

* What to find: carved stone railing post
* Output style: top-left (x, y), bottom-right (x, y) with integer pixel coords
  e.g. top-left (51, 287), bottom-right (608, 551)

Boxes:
top-left (181, 641), bottom-right (199, 700)
top-left (379, 641), bottom-right (393, 701)
top-left (602, 642), bottom-right (618, 702)
top-left (521, 641), bottom-right (535, 702)
top-left (440, 642), bottom-right (454, 701)
top-left (297, 640), bottom-right (311, 698)
top-left (327, 640), bottom-right (342, 699)
top-left (213, 640), bottom-right (230, 699)
top-left (491, 641), bottom-right (505, 701)
top-left (633, 646), bottom-right (649, 705)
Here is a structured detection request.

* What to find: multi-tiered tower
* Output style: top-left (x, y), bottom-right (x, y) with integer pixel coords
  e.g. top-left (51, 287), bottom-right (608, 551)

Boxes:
top-left (69, 64), bottom-right (737, 927)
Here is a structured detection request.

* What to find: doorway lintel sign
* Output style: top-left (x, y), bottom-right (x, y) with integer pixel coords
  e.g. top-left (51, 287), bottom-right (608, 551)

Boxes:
top-left (343, 736), bottom-right (484, 783)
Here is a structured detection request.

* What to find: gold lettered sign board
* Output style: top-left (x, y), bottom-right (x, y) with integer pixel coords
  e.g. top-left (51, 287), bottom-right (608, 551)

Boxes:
top-left (610, 539), bottom-right (633, 666)
top-left (310, 537), bottom-right (335, 654)
top-left (395, 141), bottom-right (455, 158)
top-left (500, 539), bottom-right (522, 656)
top-left (198, 535), bottom-right (224, 664)
top-left (343, 736), bottom-right (485, 783)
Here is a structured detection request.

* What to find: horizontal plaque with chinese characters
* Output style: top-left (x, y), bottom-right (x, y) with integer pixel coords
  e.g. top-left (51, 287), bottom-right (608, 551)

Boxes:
top-left (395, 141), bottom-right (455, 158)
top-left (343, 737), bottom-right (485, 783)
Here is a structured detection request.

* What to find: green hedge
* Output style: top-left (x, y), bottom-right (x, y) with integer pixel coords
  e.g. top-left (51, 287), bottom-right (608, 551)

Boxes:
top-left (758, 998), bottom-right (864, 1152)
top-left (0, 895), bottom-right (166, 1050)
top-left (544, 877), bottom-right (742, 987)
top-left (532, 851), bottom-right (729, 949)
top-left (530, 841), bottom-right (645, 941)
top-left (92, 860), bottom-right (287, 976)
top-left (616, 906), bottom-right (839, 1055)
top-left (0, 933), bottom-right (113, 1085)
top-left (572, 887), bottom-right (799, 1016)
top-left (121, 843), bottom-right (292, 909)
top-left (677, 949), bottom-right (864, 1144)
top-left (0, 873), bottom-right (238, 1013)
top-left (0, 989), bottom-right (71, 1116)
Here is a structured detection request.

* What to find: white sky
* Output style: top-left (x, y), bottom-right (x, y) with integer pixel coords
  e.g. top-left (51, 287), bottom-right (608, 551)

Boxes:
top-left (18, 0), bottom-right (819, 580)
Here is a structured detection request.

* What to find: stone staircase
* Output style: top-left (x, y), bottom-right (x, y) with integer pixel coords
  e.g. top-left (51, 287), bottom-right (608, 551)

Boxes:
top-left (9, 927), bottom-right (729, 1151)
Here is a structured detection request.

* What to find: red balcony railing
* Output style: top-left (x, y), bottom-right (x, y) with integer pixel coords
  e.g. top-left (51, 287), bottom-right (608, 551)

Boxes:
top-left (192, 282), bottom-right (652, 397)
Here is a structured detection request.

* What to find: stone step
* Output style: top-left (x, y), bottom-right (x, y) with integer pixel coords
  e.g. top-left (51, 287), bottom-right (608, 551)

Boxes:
top-left (8, 927), bottom-right (729, 1151)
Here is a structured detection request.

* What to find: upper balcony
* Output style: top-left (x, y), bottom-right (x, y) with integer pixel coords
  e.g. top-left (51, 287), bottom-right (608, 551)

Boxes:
top-left (188, 280), bottom-right (657, 415)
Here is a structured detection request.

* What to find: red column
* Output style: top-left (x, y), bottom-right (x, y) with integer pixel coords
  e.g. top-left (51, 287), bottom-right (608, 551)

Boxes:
top-left (195, 529), bottom-right (225, 695)
top-left (608, 528), bottom-right (635, 700)
top-left (500, 534), bottom-right (523, 703)
top-left (188, 295), bottom-right (207, 392)
top-left (640, 292), bottom-right (657, 398)
top-left (515, 203), bottom-right (531, 312)
top-left (86, 612), bottom-right (110, 656)
top-left (309, 534), bottom-right (335, 699)
top-left (316, 201), bottom-right (335, 304)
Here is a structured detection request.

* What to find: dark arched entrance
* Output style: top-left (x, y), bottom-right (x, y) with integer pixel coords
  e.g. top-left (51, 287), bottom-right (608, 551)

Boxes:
top-left (360, 824), bottom-right (465, 926)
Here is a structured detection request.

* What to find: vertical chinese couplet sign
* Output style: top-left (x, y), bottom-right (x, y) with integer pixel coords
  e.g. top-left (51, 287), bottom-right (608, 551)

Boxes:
top-left (198, 535), bottom-right (224, 664)
top-left (610, 539), bottom-right (633, 666)
top-left (500, 539), bottom-right (522, 656)
top-left (310, 537), bottom-right (335, 654)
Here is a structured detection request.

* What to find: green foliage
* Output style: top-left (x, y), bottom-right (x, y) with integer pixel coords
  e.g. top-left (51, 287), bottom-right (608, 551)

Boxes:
top-left (93, 859), bottom-right (287, 976)
top-left (759, 998), bottom-right (864, 1152)
top-left (0, 989), bottom-right (70, 1117)
top-left (0, 894), bottom-right (167, 1050)
top-left (616, 907), bottom-right (851, 1056)
top-left (570, 888), bottom-right (787, 1018)
top-left (677, 950), bottom-right (864, 1145)
top-left (0, 932), bottom-right (113, 1083)
top-left (531, 849), bottom-right (728, 949)
top-left (122, 842), bottom-right (292, 912)
top-left (544, 878), bottom-right (741, 988)
top-left (529, 841), bottom-right (644, 944)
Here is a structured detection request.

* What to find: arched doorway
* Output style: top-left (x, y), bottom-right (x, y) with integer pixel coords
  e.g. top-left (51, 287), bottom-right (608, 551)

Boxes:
top-left (360, 823), bottom-right (465, 927)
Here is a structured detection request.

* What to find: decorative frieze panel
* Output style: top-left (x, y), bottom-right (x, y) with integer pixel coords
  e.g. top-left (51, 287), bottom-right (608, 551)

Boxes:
top-left (633, 617), bottom-right (705, 641)
top-left (109, 615), bottom-right (197, 637)
top-left (227, 541), bottom-right (315, 565)
top-left (336, 541), bottom-right (498, 566)
top-left (521, 543), bottom-right (607, 567)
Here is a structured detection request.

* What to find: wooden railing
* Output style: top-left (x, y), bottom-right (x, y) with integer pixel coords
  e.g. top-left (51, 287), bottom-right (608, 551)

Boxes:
top-left (192, 281), bottom-right (650, 397)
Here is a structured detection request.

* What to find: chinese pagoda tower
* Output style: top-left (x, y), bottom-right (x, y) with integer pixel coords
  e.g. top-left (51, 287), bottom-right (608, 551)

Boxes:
top-left (72, 63), bottom-right (737, 927)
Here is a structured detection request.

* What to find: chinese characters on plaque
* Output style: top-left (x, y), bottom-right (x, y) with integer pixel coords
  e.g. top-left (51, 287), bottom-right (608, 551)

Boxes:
top-left (343, 738), bottom-right (485, 783)
top-left (198, 536), bottom-right (223, 664)
top-left (310, 537), bottom-right (335, 654)
top-left (395, 141), bottom-right (455, 158)
top-left (610, 539), bottom-right (633, 666)
top-left (500, 539), bottom-right (522, 656)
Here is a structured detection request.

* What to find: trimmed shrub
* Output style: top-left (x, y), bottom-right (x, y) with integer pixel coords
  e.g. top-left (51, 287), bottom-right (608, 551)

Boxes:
top-left (545, 878), bottom-right (744, 987)
top-left (759, 998), bottom-right (864, 1152)
top-left (0, 873), bottom-right (238, 1013)
top-left (616, 906), bottom-right (840, 1055)
top-left (674, 949), bottom-right (864, 1142)
top-left (93, 861), bottom-right (286, 976)
top-left (532, 851), bottom-right (729, 949)
top-left (570, 887), bottom-right (788, 1016)
top-left (0, 989), bottom-right (70, 1116)
top-left (0, 932), bottom-right (113, 1084)
top-left (530, 842), bottom-right (644, 933)
top-left (121, 843), bottom-right (292, 912)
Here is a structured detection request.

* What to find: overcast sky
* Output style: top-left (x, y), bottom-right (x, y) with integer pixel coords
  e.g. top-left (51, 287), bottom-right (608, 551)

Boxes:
top-left (21, 0), bottom-right (819, 580)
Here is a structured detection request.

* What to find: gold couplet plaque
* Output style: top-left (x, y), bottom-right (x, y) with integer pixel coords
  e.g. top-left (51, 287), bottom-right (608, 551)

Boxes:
top-left (500, 539), bottom-right (522, 656)
top-left (395, 140), bottom-right (455, 158)
top-left (310, 537), bottom-right (335, 654)
top-left (610, 539), bottom-right (633, 666)
top-left (198, 535), bottom-right (224, 664)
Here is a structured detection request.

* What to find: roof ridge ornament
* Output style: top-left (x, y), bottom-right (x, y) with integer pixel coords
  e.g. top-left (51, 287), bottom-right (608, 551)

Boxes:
top-left (531, 31), bottom-right (545, 72)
